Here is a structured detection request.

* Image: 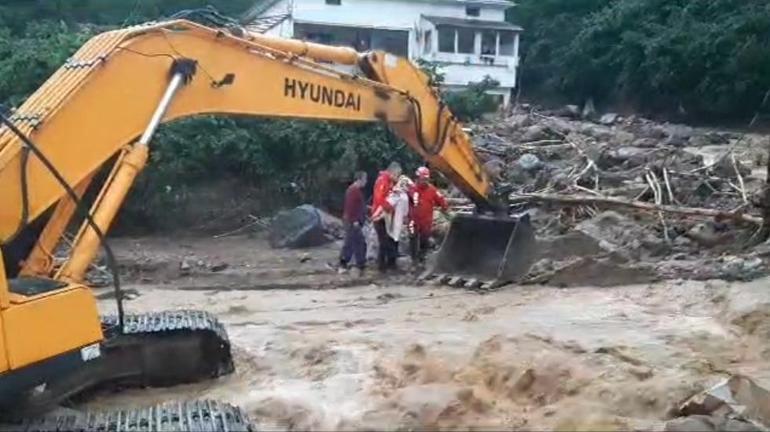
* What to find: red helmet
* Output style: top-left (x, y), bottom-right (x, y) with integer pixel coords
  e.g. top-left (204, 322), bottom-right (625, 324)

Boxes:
top-left (416, 166), bottom-right (430, 179)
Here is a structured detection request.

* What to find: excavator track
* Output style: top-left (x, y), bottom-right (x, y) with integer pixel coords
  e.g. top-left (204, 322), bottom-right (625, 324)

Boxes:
top-left (0, 400), bottom-right (254, 432)
top-left (100, 309), bottom-right (235, 384)
top-left (6, 310), bottom-right (234, 418)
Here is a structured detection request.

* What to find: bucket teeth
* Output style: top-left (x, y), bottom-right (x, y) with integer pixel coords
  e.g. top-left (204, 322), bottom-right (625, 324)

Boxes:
top-left (463, 278), bottom-right (481, 289)
top-left (412, 270), bottom-right (508, 291)
top-left (413, 273), bottom-right (500, 291)
top-left (417, 270), bottom-right (432, 283)
top-left (428, 274), bottom-right (447, 285)
top-left (447, 276), bottom-right (465, 287)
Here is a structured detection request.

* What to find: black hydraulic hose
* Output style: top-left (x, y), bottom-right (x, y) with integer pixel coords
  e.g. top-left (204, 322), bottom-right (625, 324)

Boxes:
top-left (0, 114), bottom-right (125, 333)
top-left (8, 147), bottom-right (30, 242)
top-left (408, 96), bottom-right (452, 157)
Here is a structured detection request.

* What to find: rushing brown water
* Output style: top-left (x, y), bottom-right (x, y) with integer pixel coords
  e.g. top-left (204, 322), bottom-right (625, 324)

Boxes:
top-left (85, 236), bottom-right (770, 431)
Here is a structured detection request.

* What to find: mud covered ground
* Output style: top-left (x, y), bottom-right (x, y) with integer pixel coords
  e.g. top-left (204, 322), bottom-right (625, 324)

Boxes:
top-left (83, 234), bottom-right (770, 431)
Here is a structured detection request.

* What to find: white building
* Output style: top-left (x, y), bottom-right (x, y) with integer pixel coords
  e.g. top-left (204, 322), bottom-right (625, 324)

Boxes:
top-left (244, 0), bottom-right (522, 106)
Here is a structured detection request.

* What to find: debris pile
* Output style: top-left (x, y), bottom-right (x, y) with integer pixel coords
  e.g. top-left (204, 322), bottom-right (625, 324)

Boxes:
top-left (462, 108), bottom-right (770, 285)
top-left (666, 375), bottom-right (770, 431)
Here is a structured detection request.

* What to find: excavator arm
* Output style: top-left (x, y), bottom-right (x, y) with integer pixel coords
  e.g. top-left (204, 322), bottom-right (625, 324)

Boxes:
top-left (0, 20), bottom-right (488, 244)
top-left (0, 20), bottom-right (508, 284)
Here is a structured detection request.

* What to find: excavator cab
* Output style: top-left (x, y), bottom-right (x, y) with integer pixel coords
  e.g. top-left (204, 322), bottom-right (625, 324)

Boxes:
top-left (424, 213), bottom-right (537, 289)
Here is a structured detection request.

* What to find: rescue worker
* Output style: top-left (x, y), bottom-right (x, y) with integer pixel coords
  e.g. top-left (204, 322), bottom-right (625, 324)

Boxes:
top-left (372, 175), bottom-right (413, 269)
top-left (339, 171), bottom-right (368, 276)
top-left (371, 161), bottom-right (402, 272)
top-left (408, 166), bottom-right (449, 266)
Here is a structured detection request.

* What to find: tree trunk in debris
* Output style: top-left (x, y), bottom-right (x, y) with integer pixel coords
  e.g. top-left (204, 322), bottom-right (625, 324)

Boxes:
top-left (509, 193), bottom-right (763, 225)
top-left (759, 142), bottom-right (770, 241)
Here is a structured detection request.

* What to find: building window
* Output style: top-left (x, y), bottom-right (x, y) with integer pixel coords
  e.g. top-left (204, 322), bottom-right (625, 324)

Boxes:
top-left (499, 31), bottom-right (515, 56)
top-left (481, 30), bottom-right (496, 55)
top-left (308, 32), bottom-right (334, 44)
top-left (325, 0), bottom-right (341, 5)
top-left (457, 28), bottom-right (474, 54)
top-left (466, 6), bottom-right (480, 17)
top-left (438, 26), bottom-right (455, 53)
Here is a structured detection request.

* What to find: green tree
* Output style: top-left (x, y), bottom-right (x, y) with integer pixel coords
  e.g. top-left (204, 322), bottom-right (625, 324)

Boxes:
top-left (418, 60), bottom-right (501, 121)
top-left (444, 77), bottom-right (502, 121)
top-left (512, 0), bottom-right (770, 121)
top-left (0, 21), bottom-right (91, 106)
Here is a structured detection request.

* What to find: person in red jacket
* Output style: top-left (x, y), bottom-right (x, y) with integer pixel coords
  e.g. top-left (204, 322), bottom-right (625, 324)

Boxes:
top-left (408, 166), bottom-right (449, 265)
top-left (371, 161), bottom-right (402, 271)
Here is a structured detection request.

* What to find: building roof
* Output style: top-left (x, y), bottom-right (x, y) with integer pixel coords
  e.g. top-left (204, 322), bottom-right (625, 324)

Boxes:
top-left (422, 15), bottom-right (523, 31)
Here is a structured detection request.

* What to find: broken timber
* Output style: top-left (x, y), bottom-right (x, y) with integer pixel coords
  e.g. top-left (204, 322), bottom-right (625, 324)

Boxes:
top-left (510, 193), bottom-right (763, 225)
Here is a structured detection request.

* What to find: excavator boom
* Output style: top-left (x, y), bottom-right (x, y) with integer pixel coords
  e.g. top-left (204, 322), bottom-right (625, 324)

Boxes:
top-left (0, 18), bottom-right (536, 430)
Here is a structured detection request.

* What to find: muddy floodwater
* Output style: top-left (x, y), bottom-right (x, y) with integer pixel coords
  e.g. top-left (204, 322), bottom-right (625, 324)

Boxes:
top-left (88, 235), bottom-right (770, 431)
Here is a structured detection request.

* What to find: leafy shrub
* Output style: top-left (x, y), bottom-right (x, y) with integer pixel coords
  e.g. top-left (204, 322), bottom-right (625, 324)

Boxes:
top-left (418, 60), bottom-right (501, 121)
top-left (515, 0), bottom-right (770, 121)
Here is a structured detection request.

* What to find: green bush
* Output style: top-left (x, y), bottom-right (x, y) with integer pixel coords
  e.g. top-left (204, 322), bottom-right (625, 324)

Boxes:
top-left (417, 60), bottom-right (501, 121)
top-left (444, 77), bottom-right (501, 121)
top-left (120, 117), bottom-right (418, 230)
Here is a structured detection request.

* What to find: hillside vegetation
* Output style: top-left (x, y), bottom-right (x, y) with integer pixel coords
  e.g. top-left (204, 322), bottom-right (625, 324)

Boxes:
top-left (515, 0), bottom-right (770, 121)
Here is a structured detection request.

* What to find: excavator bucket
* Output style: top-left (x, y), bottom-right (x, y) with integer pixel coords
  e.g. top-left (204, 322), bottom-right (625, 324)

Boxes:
top-left (422, 213), bottom-right (537, 290)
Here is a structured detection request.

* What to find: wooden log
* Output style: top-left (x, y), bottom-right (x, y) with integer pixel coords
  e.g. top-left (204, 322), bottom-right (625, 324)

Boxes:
top-left (510, 192), bottom-right (762, 225)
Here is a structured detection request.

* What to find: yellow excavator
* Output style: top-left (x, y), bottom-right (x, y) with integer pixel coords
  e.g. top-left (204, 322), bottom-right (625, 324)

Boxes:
top-left (0, 16), bottom-right (536, 431)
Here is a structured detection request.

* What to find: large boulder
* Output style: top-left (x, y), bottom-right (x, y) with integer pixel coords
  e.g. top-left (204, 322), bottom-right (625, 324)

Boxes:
top-left (268, 205), bottom-right (331, 249)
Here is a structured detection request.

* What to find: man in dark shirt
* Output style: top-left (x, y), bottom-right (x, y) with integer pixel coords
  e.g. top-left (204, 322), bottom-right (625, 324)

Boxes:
top-left (339, 171), bottom-right (368, 276)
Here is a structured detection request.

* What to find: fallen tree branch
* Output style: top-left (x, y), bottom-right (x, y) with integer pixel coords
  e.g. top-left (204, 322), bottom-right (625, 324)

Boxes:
top-left (532, 111), bottom-right (598, 179)
top-left (518, 143), bottom-right (573, 151)
top-left (645, 170), bottom-right (670, 242)
top-left (213, 215), bottom-right (267, 239)
top-left (510, 192), bottom-right (763, 225)
top-left (731, 152), bottom-right (748, 204)
top-left (476, 146), bottom-right (506, 157)
top-left (662, 168), bottom-right (679, 205)
top-left (519, 139), bottom-right (565, 146)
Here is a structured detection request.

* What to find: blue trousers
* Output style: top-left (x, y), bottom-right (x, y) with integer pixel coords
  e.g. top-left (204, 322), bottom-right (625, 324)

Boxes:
top-left (340, 222), bottom-right (366, 269)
